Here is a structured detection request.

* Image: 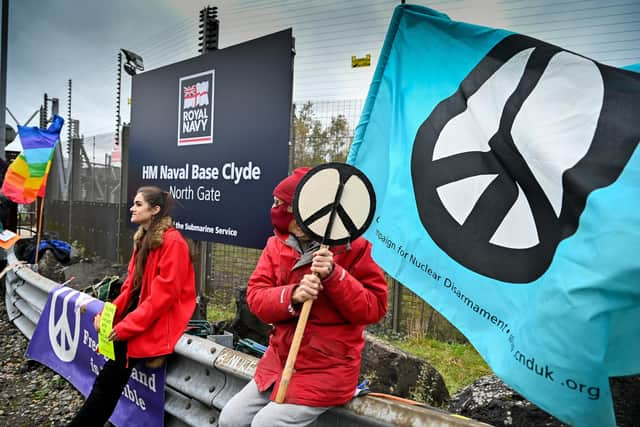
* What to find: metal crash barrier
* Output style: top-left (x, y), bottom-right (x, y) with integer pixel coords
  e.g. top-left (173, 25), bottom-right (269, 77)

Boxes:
top-left (3, 248), bottom-right (488, 427)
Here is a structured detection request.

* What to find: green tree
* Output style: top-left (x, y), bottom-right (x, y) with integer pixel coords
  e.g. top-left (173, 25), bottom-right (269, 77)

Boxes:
top-left (326, 114), bottom-right (350, 163)
top-left (293, 102), bottom-right (352, 168)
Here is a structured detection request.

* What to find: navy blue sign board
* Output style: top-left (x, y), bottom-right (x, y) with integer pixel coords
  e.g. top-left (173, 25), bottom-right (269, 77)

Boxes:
top-left (128, 29), bottom-right (293, 248)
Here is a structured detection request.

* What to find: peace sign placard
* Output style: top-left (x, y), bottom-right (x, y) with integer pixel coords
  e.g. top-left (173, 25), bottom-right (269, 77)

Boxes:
top-left (293, 162), bottom-right (376, 246)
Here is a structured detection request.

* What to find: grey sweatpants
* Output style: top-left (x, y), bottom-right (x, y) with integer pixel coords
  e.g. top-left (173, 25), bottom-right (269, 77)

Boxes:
top-left (218, 379), bottom-right (330, 427)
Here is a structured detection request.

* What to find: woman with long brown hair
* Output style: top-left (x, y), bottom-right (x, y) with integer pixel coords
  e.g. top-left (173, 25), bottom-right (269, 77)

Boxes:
top-left (68, 186), bottom-right (196, 426)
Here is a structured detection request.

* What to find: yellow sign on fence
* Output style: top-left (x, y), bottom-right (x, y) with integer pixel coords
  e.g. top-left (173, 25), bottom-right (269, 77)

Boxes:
top-left (351, 54), bottom-right (371, 68)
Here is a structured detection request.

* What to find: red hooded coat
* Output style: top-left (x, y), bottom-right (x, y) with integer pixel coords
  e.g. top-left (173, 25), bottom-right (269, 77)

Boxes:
top-left (248, 230), bottom-right (388, 406)
top-left (112, 226), bottom-right (196, 359)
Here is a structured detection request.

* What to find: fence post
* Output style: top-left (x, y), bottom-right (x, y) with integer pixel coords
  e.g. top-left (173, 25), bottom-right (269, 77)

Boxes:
top-left (197, 241), bottom-right (209, 319)
top-left (116, 125), bottom-right (130, 263)
top-left (289, 103), bottom-right (296, 172)
top-left (67, 137), bottom-right (81, 242)
top-left (114, 51), bottom-right (122, 255)
top-left (66, 80), bottom-right (73, 241)
top-left (391, 279), bottom-right (402, 334)
top-left (0, 0), bottom-right (7, 162)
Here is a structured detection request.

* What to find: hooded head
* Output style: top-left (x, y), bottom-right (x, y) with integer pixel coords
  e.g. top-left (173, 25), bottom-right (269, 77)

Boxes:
top-left (271, 167), bottom-right (311, 234)
top-left (273, 167), bottom-right (311, 205)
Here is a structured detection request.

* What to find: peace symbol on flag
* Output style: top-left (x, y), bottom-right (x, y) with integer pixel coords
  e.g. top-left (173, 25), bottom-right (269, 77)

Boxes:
top-left (412, 34), bottom-right (640, 283)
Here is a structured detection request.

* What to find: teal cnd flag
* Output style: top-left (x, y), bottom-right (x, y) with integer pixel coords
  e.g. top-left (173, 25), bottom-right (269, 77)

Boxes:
top-left (348, 4), bottom-right (640, 427)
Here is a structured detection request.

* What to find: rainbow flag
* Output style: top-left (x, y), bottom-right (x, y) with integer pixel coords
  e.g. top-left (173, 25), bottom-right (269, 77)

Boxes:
top-left (2, 115), bottom-right (64, 204)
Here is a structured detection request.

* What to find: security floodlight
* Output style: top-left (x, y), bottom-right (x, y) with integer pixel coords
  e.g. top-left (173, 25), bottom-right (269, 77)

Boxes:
top-left (4, 124), bottom-right (15, 144)
top-left (121, 49), bottom-right (144, 76)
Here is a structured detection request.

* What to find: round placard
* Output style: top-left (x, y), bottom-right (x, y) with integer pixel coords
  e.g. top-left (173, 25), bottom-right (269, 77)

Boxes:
top-left (293, 162), bottom-right (376, 246)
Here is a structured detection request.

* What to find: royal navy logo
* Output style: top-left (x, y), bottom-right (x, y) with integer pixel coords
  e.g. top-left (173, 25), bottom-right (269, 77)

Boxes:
top-left (178, 70), bottom-right (215, 146)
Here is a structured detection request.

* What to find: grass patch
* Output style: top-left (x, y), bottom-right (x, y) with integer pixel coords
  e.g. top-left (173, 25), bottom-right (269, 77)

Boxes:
top-left (206, 301), bottom-right (236, 323)
top-left (386, 335), bottom-right (491, 395)
top-left (32, 388), bottom-right (49, 400)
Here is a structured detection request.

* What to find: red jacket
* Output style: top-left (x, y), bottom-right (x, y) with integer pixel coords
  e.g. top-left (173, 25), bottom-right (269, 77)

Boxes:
top-left (112, 227), bottom-right (196, 359)
top-left (248, 231), bottom-right (388, 406)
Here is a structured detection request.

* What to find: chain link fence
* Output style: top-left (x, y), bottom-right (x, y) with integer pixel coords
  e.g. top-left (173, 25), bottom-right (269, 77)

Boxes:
top-left (41, 99), bottom-right (465, 342)
top-left (203, 99), bottom-right (464, 341)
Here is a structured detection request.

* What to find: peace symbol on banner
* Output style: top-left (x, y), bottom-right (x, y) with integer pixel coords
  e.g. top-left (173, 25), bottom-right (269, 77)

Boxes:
top-left (412, 34), bottom-right (640, 283)
top-left (48, 287), bottom-right (93, 362)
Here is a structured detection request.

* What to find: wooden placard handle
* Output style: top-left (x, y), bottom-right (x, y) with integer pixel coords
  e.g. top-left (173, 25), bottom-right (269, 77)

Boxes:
top-left (275, 243), bottom-right (329, 403)
top-left (275, 298), bottom-right (313, 403)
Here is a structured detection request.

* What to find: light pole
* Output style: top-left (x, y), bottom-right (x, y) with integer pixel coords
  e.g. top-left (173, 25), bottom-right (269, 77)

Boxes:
top-left (115, 49), bottom-right (143, 262)
top-left (0, 0), bottom-right (9, 161)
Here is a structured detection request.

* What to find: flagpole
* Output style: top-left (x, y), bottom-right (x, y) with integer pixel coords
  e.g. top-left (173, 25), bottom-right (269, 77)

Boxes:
top-left (34, 195), bottom-right (45, 265)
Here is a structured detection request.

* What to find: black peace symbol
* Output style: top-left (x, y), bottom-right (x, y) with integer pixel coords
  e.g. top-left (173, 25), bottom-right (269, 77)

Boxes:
top-left (293, 162), bottom-right (376, 246)
top-left (412, 34), bottom-right (640, 283)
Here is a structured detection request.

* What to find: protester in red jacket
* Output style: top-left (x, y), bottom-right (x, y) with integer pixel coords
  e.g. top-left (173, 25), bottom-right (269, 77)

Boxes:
top-left (68, 186), bottom-right (196, 427)
top-left (219, 167), bottom-right (388, 427)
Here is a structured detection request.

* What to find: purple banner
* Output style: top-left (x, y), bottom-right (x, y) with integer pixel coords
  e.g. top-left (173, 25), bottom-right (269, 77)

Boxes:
top-left (26, 286), bottom-right (165, 427)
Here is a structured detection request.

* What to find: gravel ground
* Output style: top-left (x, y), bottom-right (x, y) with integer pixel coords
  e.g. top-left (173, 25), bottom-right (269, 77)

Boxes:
top-left (0, 296), bottom-right (84, 427)
top-left (0, 257), bottom-right (129, 427)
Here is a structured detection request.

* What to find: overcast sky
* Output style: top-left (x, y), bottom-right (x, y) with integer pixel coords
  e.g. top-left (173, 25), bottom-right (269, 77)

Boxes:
top-left (8, 1), bottom-right (196, 136)
top-left (6, 0), bottom-right (640, 159)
